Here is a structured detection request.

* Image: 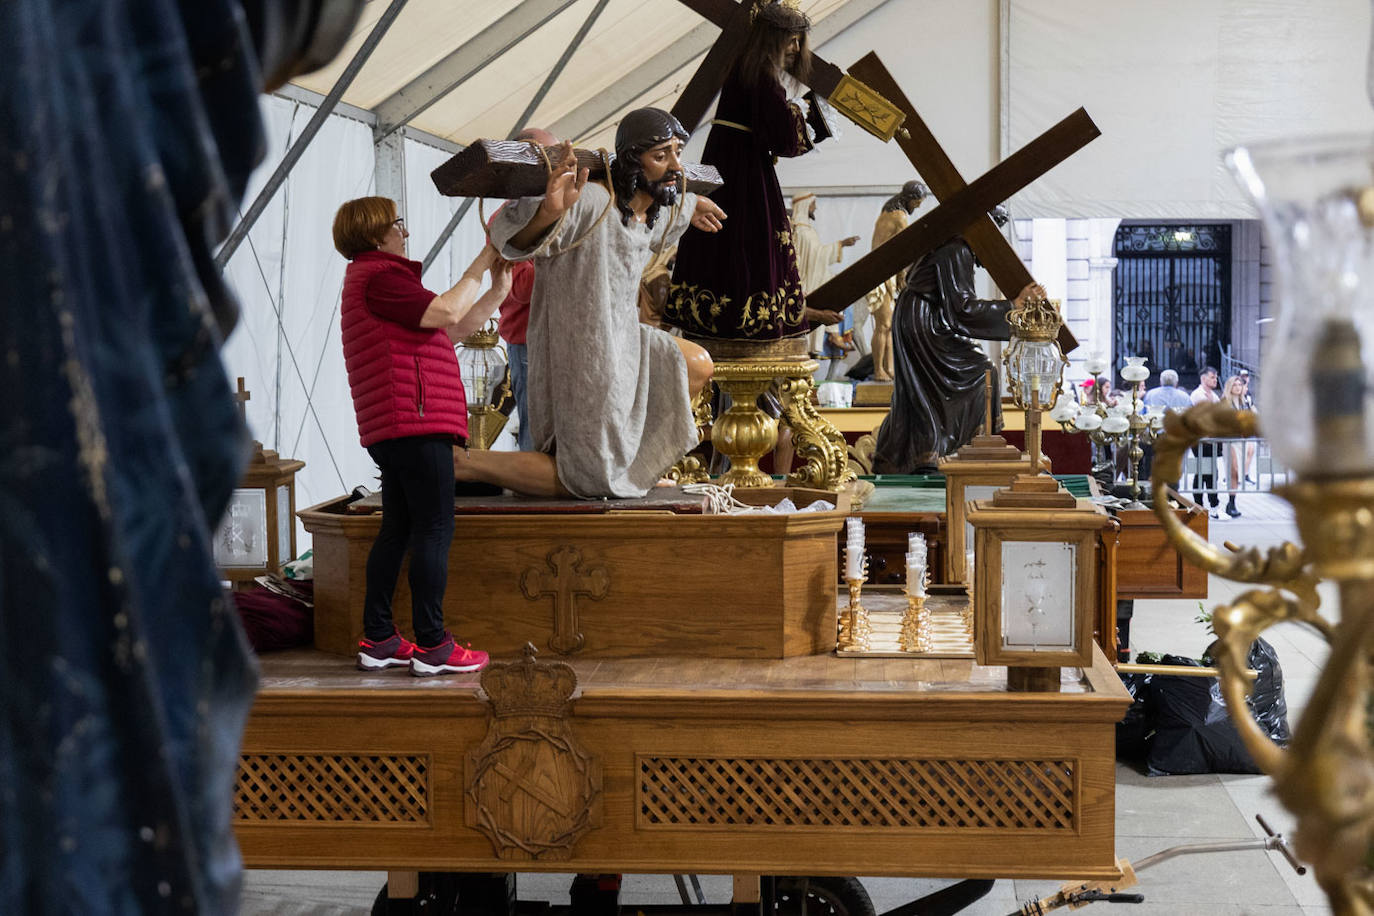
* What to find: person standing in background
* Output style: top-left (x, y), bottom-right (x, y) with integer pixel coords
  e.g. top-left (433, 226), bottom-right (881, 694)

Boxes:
top-left (497, 127), bottom-right (557, 450)
top-left (1190, 366), bottom-right (1223, 518)
top-left (1221, 374), bottom-right (1252, 518)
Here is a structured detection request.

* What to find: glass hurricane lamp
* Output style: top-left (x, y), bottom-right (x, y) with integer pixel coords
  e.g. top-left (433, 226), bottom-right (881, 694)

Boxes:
top-left (456, 320), bottom-right (510, 449)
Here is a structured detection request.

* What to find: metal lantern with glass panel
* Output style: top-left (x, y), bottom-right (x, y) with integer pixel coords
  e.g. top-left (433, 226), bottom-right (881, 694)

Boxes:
top-left (456, 319), bottom-right (510, 449)
top-left (967, 297), bottom-right (1110, 688)
top-left (213, 379), bottom-right (305, 587)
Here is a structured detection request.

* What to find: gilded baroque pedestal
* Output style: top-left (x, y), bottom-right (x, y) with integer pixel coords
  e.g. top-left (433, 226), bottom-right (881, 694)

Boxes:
top-left (693, 337), bottom-right (855, 490)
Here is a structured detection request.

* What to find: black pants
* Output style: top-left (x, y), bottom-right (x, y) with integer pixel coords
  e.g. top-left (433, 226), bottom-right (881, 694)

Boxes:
top-left (1192, 442), bottom-right (1219, 508)
top-left (363, 436), bottom-right (455, 647)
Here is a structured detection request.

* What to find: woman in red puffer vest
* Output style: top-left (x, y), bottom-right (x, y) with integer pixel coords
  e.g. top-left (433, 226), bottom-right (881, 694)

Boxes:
top-left (333, 196), bottom-right (511, 676)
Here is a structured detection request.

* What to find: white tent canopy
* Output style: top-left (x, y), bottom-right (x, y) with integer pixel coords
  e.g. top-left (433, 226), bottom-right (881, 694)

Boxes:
top-left (221, 0), bottom-right (1374, 549)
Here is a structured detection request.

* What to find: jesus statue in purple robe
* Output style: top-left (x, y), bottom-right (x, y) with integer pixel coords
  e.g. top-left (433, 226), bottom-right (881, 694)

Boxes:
top-left (664, 1), bottom-right (835, 342)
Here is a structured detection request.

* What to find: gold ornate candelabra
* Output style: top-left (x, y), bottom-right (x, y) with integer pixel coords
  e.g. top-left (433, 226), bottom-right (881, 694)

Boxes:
top-left (1051, 356), bottom-right (1166, 505)
top-left (1149, 136), bottom-right (1374, 913)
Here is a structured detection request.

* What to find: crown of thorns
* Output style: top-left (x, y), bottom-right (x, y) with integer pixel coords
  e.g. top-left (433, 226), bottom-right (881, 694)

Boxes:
top-left (752, 0), bottom-right (811, 31)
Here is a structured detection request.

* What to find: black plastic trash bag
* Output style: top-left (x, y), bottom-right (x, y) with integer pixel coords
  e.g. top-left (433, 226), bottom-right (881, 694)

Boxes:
top-left (1144, 641), bottom-right (1290, 776)
top-left (1115, 671), bottom-right (1153, 761)
top-left (1245, 637), bottom-right (1291, 746)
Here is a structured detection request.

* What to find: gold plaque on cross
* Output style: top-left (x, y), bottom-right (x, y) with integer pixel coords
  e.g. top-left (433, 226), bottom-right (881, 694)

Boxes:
top-left (827, 74), bottom-right (906, 143)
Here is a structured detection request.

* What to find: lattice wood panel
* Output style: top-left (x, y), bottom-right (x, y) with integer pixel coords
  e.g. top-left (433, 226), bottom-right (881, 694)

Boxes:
top-left (236, 754), bottom-right (430, 824)
top-left (638, 756), bottom-right (1076, 830)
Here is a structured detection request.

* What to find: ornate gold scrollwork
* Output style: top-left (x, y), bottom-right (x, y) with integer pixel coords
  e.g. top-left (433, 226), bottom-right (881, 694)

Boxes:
top-left (1151, 404), bottom-right (1311, 588)
top-left (1151, 402), bottom-right (1374, 911)
top-left (777, 372), bottom-right (854, 491)
top-left (664, 387), bottom-right (714, 485)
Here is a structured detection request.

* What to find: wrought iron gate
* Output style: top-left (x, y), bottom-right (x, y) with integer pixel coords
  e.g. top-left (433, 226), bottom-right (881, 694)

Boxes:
top-left (1113, 224), bottom-right (1231, 391)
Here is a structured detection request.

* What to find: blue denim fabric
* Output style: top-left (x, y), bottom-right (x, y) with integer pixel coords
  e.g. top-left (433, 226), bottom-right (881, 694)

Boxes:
top-left (1, 1), bottom-right (268, 911)
top-left (508, 342), bottom-right (532, 451)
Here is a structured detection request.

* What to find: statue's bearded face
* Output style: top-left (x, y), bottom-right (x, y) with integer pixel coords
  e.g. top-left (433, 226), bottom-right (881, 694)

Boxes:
top-left (637, 139), bottom-right (684, 207)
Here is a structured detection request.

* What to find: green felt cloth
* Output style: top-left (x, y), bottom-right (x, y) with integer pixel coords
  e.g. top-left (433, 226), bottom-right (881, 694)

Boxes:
top-left (853, 474), bottom-right (1095, 513)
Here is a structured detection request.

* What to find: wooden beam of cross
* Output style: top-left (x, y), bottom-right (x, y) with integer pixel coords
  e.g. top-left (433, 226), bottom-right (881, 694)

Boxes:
top-left (805, 54), bottom-right (1098, 353)
top-left (670, 0), bottom-right (906, 142)
top-left (519, 546), bottom-right (609, 655)
top-left (431, 141), bottom-right (722, 199)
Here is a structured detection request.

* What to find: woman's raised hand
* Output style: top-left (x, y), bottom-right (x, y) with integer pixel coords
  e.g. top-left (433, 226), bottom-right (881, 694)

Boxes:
top-left (488, 250), bottom-right (514, 298)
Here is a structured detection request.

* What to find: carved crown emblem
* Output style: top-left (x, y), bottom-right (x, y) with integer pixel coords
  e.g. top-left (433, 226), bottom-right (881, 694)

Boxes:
top-left (479, 643), bottom-right (578, 718)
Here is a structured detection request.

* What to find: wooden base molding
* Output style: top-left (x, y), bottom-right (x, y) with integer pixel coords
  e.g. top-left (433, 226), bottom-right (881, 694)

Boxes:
top-left (234, 646), bottom-right (1130, 880)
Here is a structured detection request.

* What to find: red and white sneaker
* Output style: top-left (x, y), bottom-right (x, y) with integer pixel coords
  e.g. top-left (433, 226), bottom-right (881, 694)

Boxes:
top-left (411, 633), bottom-right (489, 676)
top-left (357, 630), bottom-right (417, 671)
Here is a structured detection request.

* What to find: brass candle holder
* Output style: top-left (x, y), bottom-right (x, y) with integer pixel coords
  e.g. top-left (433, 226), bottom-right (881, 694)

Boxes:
top-left (899, 582), bottom-right (932, 653)
top-left (838, 562), bottom-right (871, 651)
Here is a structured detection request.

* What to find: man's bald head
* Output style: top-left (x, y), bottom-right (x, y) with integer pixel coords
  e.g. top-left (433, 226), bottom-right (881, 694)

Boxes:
top-left (515, 127), bottom-right (557, 146)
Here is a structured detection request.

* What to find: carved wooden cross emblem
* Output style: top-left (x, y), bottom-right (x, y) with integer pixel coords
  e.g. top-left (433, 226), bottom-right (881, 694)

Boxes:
top-left (494, 754), bottom-right (573, 818)
top-left (520, 546), bottom-right (609, 655)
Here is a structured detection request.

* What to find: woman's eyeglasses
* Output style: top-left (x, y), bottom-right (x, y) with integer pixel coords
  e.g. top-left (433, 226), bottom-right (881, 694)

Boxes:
top-left (392, 217), bottom-right (406, 230)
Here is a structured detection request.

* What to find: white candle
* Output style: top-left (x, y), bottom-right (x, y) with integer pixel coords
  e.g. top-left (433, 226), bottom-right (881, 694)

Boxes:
top-left (846, 543), bottom-right (864, 580)
top-left (845, 518), bottom-right (865, 579)
top-left (906, 553), bottom-right (925, 596)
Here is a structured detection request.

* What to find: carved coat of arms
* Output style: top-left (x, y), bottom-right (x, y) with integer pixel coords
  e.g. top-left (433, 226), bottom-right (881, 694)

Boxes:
top-left (466, 644), bottom-right (601, 859)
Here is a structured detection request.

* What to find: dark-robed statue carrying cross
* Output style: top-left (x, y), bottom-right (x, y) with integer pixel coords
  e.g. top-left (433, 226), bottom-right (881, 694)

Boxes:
top-left (872, 205), bottom-right (1047, 474)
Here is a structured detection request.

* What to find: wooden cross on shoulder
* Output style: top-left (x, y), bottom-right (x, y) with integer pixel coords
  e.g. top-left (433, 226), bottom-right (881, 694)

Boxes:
top-left (431, 140), bottom-right (723, 200)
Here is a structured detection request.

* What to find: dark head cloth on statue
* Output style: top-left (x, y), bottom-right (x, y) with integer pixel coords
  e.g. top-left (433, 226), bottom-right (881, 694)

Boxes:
top-left (0, 0), bottom-right (357, 910)
top-left (614, 107), bottom-right (690, 159)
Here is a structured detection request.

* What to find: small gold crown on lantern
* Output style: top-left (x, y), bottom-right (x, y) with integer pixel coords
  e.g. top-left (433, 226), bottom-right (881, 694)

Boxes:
top-left (460, 321), bottom-right (501, 349)
top-left (1007, 294), bottom-right (1063, 342)
top-left (478, 643), bottom-right (578, 718)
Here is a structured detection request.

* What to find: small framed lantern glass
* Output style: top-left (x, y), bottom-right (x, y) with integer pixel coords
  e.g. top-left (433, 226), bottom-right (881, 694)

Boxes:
top-left (213, 450), bottom-right (304, 586)
top-left (968, 498), bottom-right (1107, 670)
